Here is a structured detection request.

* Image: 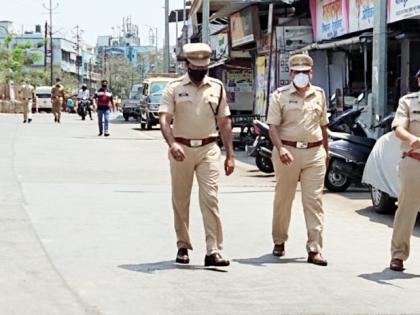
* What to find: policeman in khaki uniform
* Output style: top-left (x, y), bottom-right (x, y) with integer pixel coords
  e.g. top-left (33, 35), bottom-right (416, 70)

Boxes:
top-left (21, 79), bottom-right (35, 123)
top-left (389, 69), bottom-right (420, 272)
top-left (267, 54), bottom-right (329, 266)
top-left (51, 78), bottom-right (65, 123)
top-left (159, 43), bottom-right (234, 267)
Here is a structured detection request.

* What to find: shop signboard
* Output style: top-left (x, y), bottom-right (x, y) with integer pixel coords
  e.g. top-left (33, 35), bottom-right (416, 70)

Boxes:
top-left (348, 0), bottom-right (375, 32)
top-left (276, 26), bottom-right (313, 52)
top-left (388, 0), bottom-right (420, 23)
top-left (230, 6), bottom-right (260, 48)
top-left (255, 56), bottom-right (267, 116)
top-left (310, 0), bottom-right (349, 41)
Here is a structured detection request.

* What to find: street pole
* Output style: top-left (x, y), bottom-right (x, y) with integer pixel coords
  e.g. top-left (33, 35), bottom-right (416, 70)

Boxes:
top-left (75, 25), bottom-right (81, 86)
top-left (202, 0), bottom-right (210, 44)
top-left (164, 0), bottom-right (170, 72)
top-left (372, 0), bottom-right (388, 127)
top-left (43, 0), bottom-right (59, 86)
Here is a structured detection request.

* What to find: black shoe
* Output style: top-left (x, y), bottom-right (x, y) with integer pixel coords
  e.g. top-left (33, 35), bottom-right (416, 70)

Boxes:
top-left (57, 119), bottom-right (60, 123)
top-left (54, 118), bottom-right (57, 123)
top-left (176, 248), bottom-right (189, 264)
top-left (104, 133), bottom-right (110, 137)
top-left (204, 253), bottom-right (230, 267)
top-left (272, 243), bottom-right (285, 257)
top-left (28, 119), bottom-right (32, 123)
top-left (23, 120), bottom-right (27, 123)
top-left (98, 132), bottom-right (103, 136)
top-left (307, 252), bottom-right (328, 266)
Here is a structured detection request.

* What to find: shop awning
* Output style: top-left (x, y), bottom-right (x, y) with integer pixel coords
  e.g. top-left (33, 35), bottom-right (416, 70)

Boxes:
top-left (290, 34), bottom-right (372, 54)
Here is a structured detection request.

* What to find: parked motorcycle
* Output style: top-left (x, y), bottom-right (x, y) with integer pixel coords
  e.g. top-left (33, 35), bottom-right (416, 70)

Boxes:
top-left (325, 112), bottom-right (395, 192)
top-left (247, 120), bottom-right (274, 174)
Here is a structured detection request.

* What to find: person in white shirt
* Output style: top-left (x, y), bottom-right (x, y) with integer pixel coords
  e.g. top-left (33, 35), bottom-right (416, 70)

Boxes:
top-left (77, 84), bottom-right (92, 120)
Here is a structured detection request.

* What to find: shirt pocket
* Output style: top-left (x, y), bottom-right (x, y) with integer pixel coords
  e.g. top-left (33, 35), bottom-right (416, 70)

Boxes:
top-left (174, 95), bottom-right (194, 113)
top-left (307, 100), bottom-right (323, 122)
top-left (205, 94), bottom-right (220, 112)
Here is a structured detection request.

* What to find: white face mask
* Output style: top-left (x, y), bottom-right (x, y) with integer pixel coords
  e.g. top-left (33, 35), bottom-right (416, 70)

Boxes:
top-left (293, 73), bottom-right (310, 88)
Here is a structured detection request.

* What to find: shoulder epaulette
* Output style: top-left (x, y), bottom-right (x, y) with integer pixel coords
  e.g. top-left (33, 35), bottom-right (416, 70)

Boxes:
top-left (209, 78), bottom-right (223, 86)
top-left (276, 85), bottom-right (290, 93)
top-left (403, 92), bottom-right (419, 99)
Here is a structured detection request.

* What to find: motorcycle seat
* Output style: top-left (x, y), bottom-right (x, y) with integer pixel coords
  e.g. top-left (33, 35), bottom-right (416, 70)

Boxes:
top-left (328, 131), bottom-right (376, 147)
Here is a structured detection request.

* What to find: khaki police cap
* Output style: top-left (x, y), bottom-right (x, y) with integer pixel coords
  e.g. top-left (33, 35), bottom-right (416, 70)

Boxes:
top-left (288, 54), bottom-right (313, 71)
top-left (183, 43), bottom-right (212, 67)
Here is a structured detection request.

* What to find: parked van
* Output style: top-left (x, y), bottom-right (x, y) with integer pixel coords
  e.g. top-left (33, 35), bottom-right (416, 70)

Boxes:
top-left (35, 86), bottom-right (52, 112)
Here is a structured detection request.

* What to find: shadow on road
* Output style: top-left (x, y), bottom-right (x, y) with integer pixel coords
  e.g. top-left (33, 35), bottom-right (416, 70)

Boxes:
top-left (234, 254), bottom-right (306, 267)
top-left (118, 261), bottom-right (228, 274)
top-left (356, 207), bottom-right (420, 237)
top-left (359, 268), bottom-right (420, 287)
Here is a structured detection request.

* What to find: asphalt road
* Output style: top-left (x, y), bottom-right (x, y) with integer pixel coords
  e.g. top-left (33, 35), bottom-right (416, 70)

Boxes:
top-left (2, 112), bottom-right (420, 315)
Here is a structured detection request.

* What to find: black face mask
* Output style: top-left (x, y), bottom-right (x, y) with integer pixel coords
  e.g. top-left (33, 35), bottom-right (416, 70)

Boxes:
top-left (188, 68), bottom-right (207, 83)
top-left (101, 84), bottom-right (107, 89)
top-left (82, 87), bottom-right (87, 91)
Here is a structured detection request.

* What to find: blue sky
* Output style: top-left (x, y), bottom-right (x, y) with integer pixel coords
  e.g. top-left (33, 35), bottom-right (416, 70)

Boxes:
top-left (1, 0), bottom-right (186, 47)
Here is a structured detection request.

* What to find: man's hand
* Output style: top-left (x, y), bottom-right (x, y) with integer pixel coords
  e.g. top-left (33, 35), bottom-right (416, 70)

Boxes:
top-left (409, 137), bottom-right (420, 150)
top-left (170, 142), bottom-right (186, 162)
top-left (224, 156), bottom-right (235, 176)
top-left (278, 146), bottom-right (294, 165)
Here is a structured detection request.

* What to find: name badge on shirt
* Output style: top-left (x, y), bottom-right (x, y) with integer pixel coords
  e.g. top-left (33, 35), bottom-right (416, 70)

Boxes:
top-left (413, 110), bottom-right (420, 114)
top-left (178, 92), bottom-right (189, 97)
top-left (289, 100), bottom-right (298, 104)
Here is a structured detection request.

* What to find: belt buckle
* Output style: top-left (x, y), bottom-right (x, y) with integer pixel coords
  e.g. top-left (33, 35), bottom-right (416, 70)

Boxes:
top-left (190, 139), bottom-right (203, 147)
top-left (296, 141), bottom-right (308, 149)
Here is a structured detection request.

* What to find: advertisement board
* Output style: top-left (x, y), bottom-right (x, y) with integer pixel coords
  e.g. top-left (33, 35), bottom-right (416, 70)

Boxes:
top-left (348, 0), bottom-right (375, 32)
top-left (230, 6), bottom-right (259, 48)
top-left (310, 0), bottom-right (349, 41)
top-left (388, 0), bottom-right (420, 23)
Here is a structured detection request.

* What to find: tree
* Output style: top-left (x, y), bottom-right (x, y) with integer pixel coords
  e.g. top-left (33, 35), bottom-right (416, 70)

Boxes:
top-left (102, 55), bottom-right (142, 99)
top-left (0, 35), bottom-right (45, 85)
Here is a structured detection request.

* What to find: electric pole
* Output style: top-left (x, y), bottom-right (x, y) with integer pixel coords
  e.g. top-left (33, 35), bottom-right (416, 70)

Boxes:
top-left (164, 0), bottom-right (170, 72)
top-left (75, 25), bottom-right (82, 86)
top-left (202, 0), bottom-right (210, 44)
top-left (43, 0), bottom-right (59, 86)
top-left (372, 0), bottom-right (388, 129)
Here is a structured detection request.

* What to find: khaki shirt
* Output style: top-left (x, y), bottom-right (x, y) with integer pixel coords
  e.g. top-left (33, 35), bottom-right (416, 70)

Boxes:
top-left (267, 84), bottom-right (329, 143)
top-left (159, 74), bottom-right (230, 139)
top-left (51, 84), bottom-right (64, 98)
top-left (21, 84), bottom-right (34, 99)
top-left (392, 91), bottom-right (420, 152)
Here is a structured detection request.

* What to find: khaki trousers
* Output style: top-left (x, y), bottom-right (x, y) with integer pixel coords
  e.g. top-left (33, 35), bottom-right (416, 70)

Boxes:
top-left (391, 157), bottom-right (420, 260)
top-left (52, 98), bottom-right (62, 120)
top-left (272, 145), bottom-right (327, 253)
top-left (169, 143), bottom-right (223, 255)
top-left (22, 100), bottom-right (32, 121)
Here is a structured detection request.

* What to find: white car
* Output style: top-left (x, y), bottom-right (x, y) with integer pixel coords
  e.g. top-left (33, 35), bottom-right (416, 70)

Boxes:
top-left (362, 132), bottom-right (402, 213)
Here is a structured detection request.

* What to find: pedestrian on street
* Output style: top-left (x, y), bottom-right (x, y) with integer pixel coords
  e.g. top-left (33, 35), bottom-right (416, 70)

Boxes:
top-left (159, 43), bottom-right (235, 267)
top-left (267, 54), bottom-right (329, 266)
top-left (21, 79), bottom-right (35, 123)
top-left (94, 80), bottom-right (115, 137)
top-left (389, 69), bottom-right (420, 272)
top-left (51, 78), bottom-right (65, 123)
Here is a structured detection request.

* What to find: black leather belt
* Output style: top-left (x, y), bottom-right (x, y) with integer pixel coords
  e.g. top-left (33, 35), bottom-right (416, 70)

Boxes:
top-left (282, 140), bottom-right (323, 149)
top-left (175, 137), bottom-right (218, 148)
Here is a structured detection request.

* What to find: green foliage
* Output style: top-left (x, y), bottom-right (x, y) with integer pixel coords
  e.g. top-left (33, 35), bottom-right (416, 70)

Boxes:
top-left (0, 36), bottom-right (45, 85)
top-left (102, 55), bottom-right (142, 98)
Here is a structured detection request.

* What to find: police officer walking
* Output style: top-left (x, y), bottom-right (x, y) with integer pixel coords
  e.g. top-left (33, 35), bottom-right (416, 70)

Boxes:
top-left (389, 69), bottom-right (420, 272)
top-left (51, 78), bottom-right (65, 123)
top-left (159, 43), bottom-right (234, 267)
top-left (267, 54), bottom-right (329, 266)
top-left (21, 79), bottom-right (35, 123)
